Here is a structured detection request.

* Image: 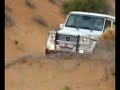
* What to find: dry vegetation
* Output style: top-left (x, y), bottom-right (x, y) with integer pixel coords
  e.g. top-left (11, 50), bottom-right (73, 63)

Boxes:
top-left (5, 5), bottom-right (15, 28)
top-left (5, 5), bottom-right (12, 12)
top-left (63, 86), bottom-right (71, 90)
top-left (5, 12), bottom-right (15, 28)
top-left (31, 16), bottom-right (50, 27)
top-left (97, 27), bottom-right (115, 79)
top-left (48, 0), bottom-right (64, 6)
top-left (25, 0), bottom-right (36, 9)
top-left (101, 27), bottom-right (115, 41)
top-left (48, 0), bottom-right (56, 4)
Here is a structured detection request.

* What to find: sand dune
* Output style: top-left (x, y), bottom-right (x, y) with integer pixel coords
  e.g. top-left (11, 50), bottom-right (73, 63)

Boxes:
top-left (5, 0), bottom-right (115, 90)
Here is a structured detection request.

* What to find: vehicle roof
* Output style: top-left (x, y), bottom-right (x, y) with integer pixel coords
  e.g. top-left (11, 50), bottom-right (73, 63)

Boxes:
top-left (69, 11), bottom-right (115, 20)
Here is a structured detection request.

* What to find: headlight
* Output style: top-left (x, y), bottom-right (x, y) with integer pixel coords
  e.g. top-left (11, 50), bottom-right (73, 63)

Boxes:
top-left (49, 45), bottom-right (55, 50)
top-left (50, 33), bottom-right (56, 40)
top-left (83, 37), bottom-right (87, 43)
top-left (80, 37), bottom-right (90, 44)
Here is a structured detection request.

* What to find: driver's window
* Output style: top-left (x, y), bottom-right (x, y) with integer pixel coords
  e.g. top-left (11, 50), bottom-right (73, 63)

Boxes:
top-left (94, 19), bottom-right (104, 31)
top-left (105, 20), bottom-right (111, 29)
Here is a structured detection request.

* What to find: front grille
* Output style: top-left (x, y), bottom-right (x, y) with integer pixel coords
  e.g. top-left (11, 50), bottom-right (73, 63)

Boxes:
top-left (56, 34), bottom-right (78, 42)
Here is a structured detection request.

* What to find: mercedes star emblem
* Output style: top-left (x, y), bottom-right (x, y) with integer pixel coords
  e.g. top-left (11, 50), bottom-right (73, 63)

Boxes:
top-left (66, 36), bottom-right (70, 41)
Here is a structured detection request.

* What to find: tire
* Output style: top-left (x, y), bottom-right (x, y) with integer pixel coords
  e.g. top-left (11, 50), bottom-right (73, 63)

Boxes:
top-left (45, 48), bottom-right (57, 58)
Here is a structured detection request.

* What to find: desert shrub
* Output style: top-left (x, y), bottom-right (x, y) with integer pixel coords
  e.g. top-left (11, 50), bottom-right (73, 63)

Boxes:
top-left (89, 41), bottom-right (115, 66)
top-left (48, 0), bottom-right (56, 4)
top-left (101, 27), bottom-right (115, 41)
top-left (101, 28), bottom-right (115, 79)
top-left (5, 12), bottom-right (15, 28)
top-left (63, 86), bottom-right (71, 90)
top-left (5, 55), bottom-right (33, 69)
top-left (90, 28), bottom-right (115, 79)
top-left (32, 16), bottom-right (49, 27)
top-left (92, 27), bottom-right (115, 60)
top-left (62, 0), bottom-right (109, 15)
top-left (48, 0), bottom-right (64, 6)
top-left (25, 0), bottom-right (36, 9)
top-left (5, 5), bottom-right (12, 12)
top-left (104, 60), bottom-right (115, 79)
top-left (14, 40), bottom-right (19, 45)
top-left (90, 38), bottom-right (115, 79)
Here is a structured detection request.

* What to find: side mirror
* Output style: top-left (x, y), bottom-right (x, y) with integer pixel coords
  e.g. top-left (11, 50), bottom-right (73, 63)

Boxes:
top-left (59, 24), bottom-right (64, 29)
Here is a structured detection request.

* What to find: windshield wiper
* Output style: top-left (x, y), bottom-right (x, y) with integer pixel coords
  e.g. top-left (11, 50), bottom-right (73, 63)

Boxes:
top-left (65, 25), bottom-right (79, 31)
top-left (79, 26), bottom-right (93, 32)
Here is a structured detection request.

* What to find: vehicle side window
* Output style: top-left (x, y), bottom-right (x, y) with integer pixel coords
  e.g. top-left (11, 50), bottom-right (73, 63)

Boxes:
top-left (113, 22), bottom-right (115, 28)
top-left (105, 20), bottom-right (111, 29)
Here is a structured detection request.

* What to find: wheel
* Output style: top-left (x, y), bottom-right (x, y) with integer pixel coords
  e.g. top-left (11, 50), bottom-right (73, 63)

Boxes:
top-left (45, 48), bottom-right (57, 58)
top-left (45, 48), bottom-right (50, 55)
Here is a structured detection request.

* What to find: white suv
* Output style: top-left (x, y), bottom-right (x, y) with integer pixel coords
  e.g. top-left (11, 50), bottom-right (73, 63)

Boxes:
top-left (45, 11), bottom-right (115, 55)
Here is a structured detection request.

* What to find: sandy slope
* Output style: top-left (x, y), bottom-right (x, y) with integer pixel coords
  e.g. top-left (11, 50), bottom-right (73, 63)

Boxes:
top-left (5, 0), bottom-right (65, 59)
top-left (5, 0), bottom-right (115, 90)
top-left (5, 59), bottom-right (115, 90)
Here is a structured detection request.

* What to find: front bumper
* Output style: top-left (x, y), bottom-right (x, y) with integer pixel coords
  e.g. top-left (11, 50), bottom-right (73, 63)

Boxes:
top-left (46, 41), bottom-right (96, 55)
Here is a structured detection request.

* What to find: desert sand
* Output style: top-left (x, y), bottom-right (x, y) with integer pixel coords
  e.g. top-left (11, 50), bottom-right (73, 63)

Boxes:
top-left (5, 0), bottom-right (115, 90)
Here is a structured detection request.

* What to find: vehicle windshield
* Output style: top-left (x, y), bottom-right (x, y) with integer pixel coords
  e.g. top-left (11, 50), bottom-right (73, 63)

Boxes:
top-left (65, 14), bottom-right (105, 31)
